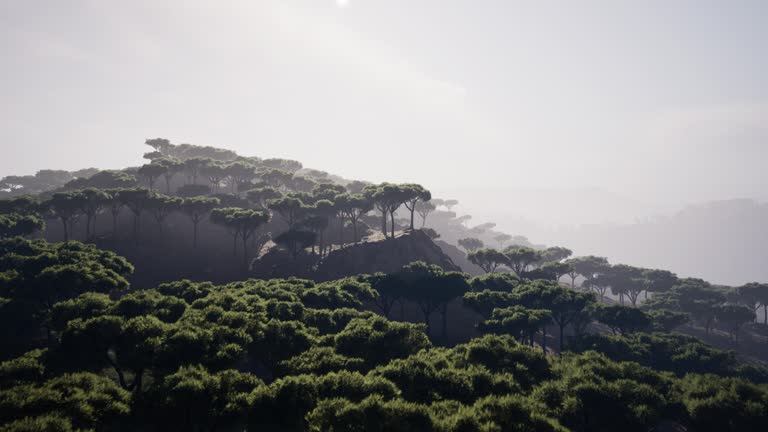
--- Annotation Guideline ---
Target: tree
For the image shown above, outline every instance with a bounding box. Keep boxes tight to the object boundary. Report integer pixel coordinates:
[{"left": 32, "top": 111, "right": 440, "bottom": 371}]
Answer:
[
  {"left": 246, "top": 186, "right": 283, "bottom": 209},
  {"left": 181, "top": 197, "right": 220, "bottom": 248},
  {"left": 514, "top": 283, "right": 595, "bottom": 353},
  {"left": 715, "top": 304, "right": 755, "bottom": 343},
  {"left": 104, "top": 189, "right": 125, "bottom": 237},
  {"left": 335, "top": 193, "right": 373, "bottom": 244},
  {"left": 210, "top": 208, "right": 270, "bottom": 264},
  {"left": 260, "top": 169, "right": 293, "bottom": 190},
  {"left": 605, "top": 264, "right": 647, "bottom": 306},
  {"left": 201, "top": 159, "right": 227, "bottom": 193},
  {"left": 155, "top": 158, "right": 184, "bottom": 194},
  {"left": 334, "top": 315, "right": 431, "bottom": 367},
  {"left": 478, "top": 305, "right": 553, "bottom": 347},
  {"left": 176, "top": 184, "right": 211, "bottom": 197},
  {"left": 268, "top": 196, "right": 306, "bottom": 228},
  {"left": 137, "top": 163, "right": 168, "bottom": 191},
  {"left": 539, "top": 246, "right": 572, "bottom": 263},
  {"left": 643, "top": 268, "right": 678, "bottom": 299},
  {"left": 398, "top": 262, "right": 470, "bottom": 337},
  {"left": 0, "top": 213, "right": 44, "bottom": 239},
  {"left": 118, "top": 188, "right": 151, "bottom": 240},
  {"left": 45, "top": 192, "right": 81, "bottom": 241},
  {"left": 415, "top": 200, "right": 436, "bottom": 228},
  {"left": 146, "top": 194, "right": 182, "bottom": 235},
  {"left": 467, "top": 249, "right": 509, "bottom": 273},
  {"left": 0, "top": 238, "right": 133, "bottom": 352},
  {"left": 401, "top": 184, "right": 431, "bottom": 230},
  {"left": 494, "top": 233, "right": 512, "bottom": 249},
  {"left": 364, "top": 183, "right": 408, "bottom": 239},
  {"left": 565, "top": 256, "right": 609, "bottom": 289},
  {"left": 224, "top": 161, "right": 256, "bottom": 193},
  {"left": 442, "top": 199, "right": 459, "bottom": 211},
  {"left": 592, "top": 304, "right": 651, "bottom": 335},
  {"left": 182, "top": 157, "right": 209, "bottom": 185},
  {"left": 458, "top": 237, "right": 484, "bottom": 252},
  {"left": 647, "top": 309, "right": 690, "bottom": 332},
  {"left": 504, "top": 246, "right": 541, "bottom": 277},
  {"left": 737, "top": 282, "right": 768, "bottom": 325},
  {"left": 74, "top": 188, "right": 110, "bottom": 240}
]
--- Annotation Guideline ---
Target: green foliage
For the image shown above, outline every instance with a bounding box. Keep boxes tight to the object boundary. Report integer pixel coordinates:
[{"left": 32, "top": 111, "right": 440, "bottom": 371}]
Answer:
[
  {"left": 592, "top": 303, "right": 652, "bottom": 335},
  {"left": 467, "top": 248, "right": 509, "bottom": 273},
  {"left": 334, "top": 315, "right": 431, "bottom": 367},
  {"left": 677, "top": 374, "right": 768, "bottom": 431},
  {"left": 0, "top": 373, "right": 131, "bottom": 430}
]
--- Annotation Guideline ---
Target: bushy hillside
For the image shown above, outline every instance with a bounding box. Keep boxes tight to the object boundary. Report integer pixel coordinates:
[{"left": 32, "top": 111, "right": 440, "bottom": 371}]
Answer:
[{"left": 1, "top": 139, "right": 768, "bottom": 431}]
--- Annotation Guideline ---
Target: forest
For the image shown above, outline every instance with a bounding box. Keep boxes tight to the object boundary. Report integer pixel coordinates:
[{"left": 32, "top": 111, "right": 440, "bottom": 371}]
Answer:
[{"left": 1, "top": 139, "right": 767, "bottom": 432}]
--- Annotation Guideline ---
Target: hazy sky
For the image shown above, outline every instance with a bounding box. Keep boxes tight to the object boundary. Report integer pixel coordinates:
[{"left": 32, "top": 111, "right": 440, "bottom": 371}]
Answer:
[{"left": 2, "top": 0, "right": 767, "bottom": 226}]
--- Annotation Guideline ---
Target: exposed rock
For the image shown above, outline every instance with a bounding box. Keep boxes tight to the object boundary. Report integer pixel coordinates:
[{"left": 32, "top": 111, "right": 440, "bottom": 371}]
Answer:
[
  {"left": 250, "top": 229, "right": 460, "bottom": 281},
  {"left": 435, "top": 240, "right": 484, "bottom": 276}
]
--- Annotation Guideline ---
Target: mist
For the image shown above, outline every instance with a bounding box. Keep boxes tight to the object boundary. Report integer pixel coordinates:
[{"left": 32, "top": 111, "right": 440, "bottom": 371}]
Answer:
[{"left": 2, "top": 0, "right": 767, "bottom": 283}]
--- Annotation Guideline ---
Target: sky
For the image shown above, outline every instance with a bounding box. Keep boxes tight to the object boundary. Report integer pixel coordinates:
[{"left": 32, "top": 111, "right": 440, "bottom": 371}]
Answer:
[{"left": 2, "top": 0, "right": 767, "bottom": 228}]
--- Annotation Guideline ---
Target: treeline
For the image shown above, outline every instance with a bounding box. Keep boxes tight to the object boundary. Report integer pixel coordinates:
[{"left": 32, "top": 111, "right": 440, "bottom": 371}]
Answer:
[
  {"left": 1, "top": 236, "right": 767, "bottom": 431},
  {"left": 0, "top": 139, "right": 437, "bottom": 273}
]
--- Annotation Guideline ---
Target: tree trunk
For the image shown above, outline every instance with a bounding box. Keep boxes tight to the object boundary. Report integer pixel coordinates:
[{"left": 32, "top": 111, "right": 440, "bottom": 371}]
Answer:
[
  {"left": 112, "top": 213, "right": 119, "bottom": 237},
  {"left": 390, "top": 211, "right": 396, "bottom": 238},
  {"left": 559, "top": 323, "right": 565, "bottom": 355},
  {"left": 352, "top": 219, "right": 358, "bottom": 244},
  {"left": 381, "top": 211, "right": 388, "bottom": 238},
  {"left": 242, "top": 234, "right": 249, "bottom": 268},
  {"left": 85, "top": 215, "right": 92, "bottom": 240},
  {"left": 165, "top": 177, "right": 171, "bottom": 194},
  {"left": 192, "top": 220, "right": 199, "bottom": 248},
  {"left": 232, "top": 235, "right": 237, "bottom": 256},
  {"left": 339, "top": 216, "right": 344, "bottom": 246},
  {"left": 409, "top": 208, "right": 415, "bottom": 230},
  {"left": 570, "top": 275, "right": 576, "bottom": 289},
  {"left": 61, "top": 217, "right": 69, "bottom": 242},
  {"left": 441, "top": 303, "right": 448, "bottom": 339}
]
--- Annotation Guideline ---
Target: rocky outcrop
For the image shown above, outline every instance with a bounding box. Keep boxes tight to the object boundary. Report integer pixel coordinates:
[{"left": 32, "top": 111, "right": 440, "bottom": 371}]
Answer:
[
  {"left": 435, "top": 240, "right": 484, "bottom": 276},
  {"left": 251, "top": 230, "right": 461, "bottom": 281},
  {"left": 315, "top": 230, "right": 460, "bottom": 280}
]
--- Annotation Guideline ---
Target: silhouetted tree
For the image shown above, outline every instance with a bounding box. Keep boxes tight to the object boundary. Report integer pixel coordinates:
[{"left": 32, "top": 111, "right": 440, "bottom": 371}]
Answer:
[
  {"left": 137, "top": 163, "right": 167, "bottom": 191},
  {"left": 181, "top": 197, "right": 220, "bottom": 248},
  {"left": 467, "top": 248, "right": 509, "bottom": 273},
  {"left": 401, "top": 184, "right": 431, "bottom": 230},
  {"left": 458, "top": 237, "right": 484, "bottom": 252}
]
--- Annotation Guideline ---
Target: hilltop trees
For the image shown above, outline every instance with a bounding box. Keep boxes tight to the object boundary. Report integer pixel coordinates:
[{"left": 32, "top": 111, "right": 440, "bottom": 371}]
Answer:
[
  {"left": 335, "top": 193, "right": 373, "bottom": 244},
  {"left": 137, "top": 163, "right": 168, "bottom": 191},
  {"left": 737, "top": 282, "right": 768, "bottom": 324},
  {"left": 364, "top": 183, "right": 406, "bottom": 239},
  {"left": 155, "top": 158, "right": 184, "bottom": 193},
  {"left": 415, "top": 200, "right": 436, "bottom": 228},
  {"left": 401, "top": 184, "right": 431, "bottom": 230}
]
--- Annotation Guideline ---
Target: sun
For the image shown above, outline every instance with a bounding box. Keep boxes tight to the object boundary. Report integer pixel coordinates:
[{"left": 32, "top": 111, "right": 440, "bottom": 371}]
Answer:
[{"left": 336, "top": 0, "right": 350, "bottom": 7}]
